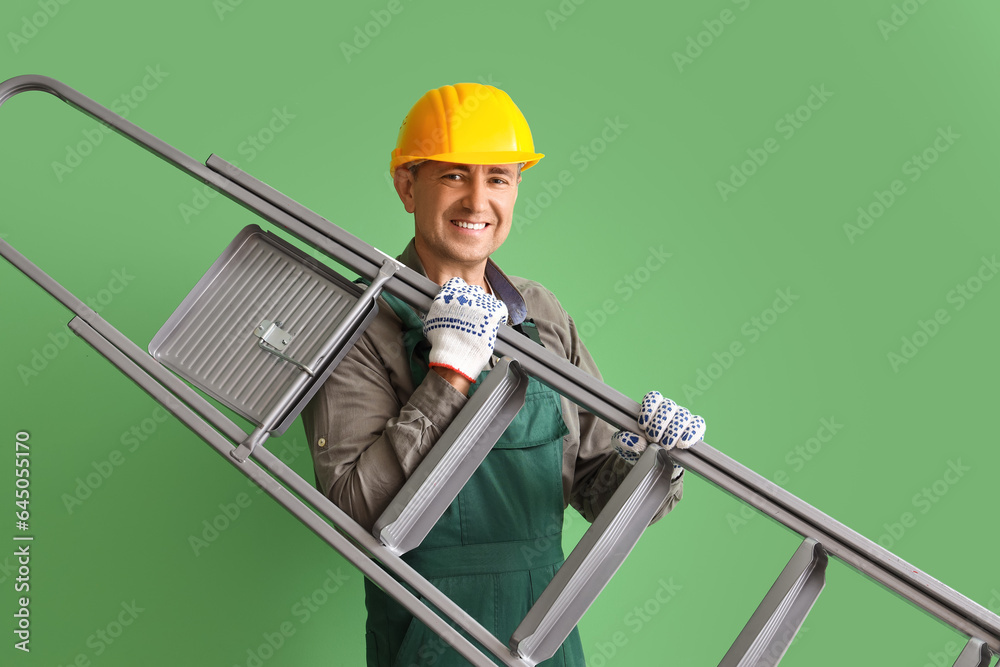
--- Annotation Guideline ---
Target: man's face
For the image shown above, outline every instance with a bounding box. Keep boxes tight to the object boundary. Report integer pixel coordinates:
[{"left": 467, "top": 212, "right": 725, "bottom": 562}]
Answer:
[{"left": 395, "top": 161, "right": 520, "bottom": 273}]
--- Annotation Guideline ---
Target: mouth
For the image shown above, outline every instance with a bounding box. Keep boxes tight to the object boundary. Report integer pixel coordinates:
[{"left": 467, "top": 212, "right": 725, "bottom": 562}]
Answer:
[{"left": 451, "top": 220, "right": 490, "bottom": 231}]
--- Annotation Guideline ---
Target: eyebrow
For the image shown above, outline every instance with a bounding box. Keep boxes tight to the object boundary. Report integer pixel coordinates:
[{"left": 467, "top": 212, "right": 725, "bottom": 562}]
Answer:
[{"left": 446, "top": 165, "right": 516, "bottom": 176}]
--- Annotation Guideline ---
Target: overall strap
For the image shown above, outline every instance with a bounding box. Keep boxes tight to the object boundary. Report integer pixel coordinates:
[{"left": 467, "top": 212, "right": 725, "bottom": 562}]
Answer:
[{"left": 377, "top": 289, "right": 431, "bottom": 386}]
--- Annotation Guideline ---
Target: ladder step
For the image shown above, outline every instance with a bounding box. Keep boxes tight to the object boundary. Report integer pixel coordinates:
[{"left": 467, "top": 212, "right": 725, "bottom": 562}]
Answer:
[
  {"left": 719, "top": 537, "right": 828, "bottom": 667},
  {"left": 374, "top": 357, "right": 528, "bottom": 556},
  {"left": 148, "top": 224, "right": 386, "bottom": 435},
  {"left": 952, "top": 638, "right": 991, "bottom": 667},
  {"left": 509, "top": 444, "right": 675, "bottom": 664}
]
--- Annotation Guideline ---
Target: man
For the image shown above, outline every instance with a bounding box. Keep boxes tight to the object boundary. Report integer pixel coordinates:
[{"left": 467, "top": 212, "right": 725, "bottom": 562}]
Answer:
[{"left": 303, "top": 83, "right": 705, "bottom": 666}]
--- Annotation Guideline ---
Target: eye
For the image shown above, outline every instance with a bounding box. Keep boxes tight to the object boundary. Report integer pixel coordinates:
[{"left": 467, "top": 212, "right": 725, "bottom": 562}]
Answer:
[
  {"left": 442, "top": 173, "right": 463, "bottom": 181},
  {"left": 490, "top": 177, "right": 509, "bottom": 185}
]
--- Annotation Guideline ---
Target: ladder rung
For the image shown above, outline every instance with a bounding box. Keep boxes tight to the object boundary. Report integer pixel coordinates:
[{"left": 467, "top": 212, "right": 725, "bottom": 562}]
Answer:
[
  {"left": 952, "top": 638, "right": 991, "bottom": 667},
  {"left": 374, "top": 357, "right": 528, "bottom": 555},
  {"left": 719, "top": 537, "right": 828, "bottom": 667},
  {"left": 509, "top": 444, "right": 675, "bottom": 664}
]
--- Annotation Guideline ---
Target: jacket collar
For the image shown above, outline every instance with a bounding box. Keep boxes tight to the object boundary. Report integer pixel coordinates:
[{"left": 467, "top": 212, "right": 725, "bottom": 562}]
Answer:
[{"left": 397, "top": 239, "right": 527, "bottom": 325}]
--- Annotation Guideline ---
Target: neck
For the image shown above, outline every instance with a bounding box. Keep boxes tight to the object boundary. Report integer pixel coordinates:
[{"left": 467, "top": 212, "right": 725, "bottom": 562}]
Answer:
[{"left": 414, "top": 243, "right": 490, "bottom": 291}]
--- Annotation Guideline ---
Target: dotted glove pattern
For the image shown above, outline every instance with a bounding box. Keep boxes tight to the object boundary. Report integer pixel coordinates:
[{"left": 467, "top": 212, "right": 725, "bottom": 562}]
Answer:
[
  {"left": 423, "top": 277, "right": 508, "bottom": 383},
  {"left": 612, "top": 391, "right": 707, "bottom": 480}
]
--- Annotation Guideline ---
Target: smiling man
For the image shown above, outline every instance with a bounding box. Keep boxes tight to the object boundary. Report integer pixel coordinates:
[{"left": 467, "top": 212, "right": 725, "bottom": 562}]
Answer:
[{"left": 304, "top": 83, "right": 706, "bottom": 667}]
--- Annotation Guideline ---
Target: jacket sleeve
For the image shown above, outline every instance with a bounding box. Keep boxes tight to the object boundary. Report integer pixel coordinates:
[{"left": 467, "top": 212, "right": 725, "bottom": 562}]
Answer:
[{"left": 301, "top": 309, "right": 468, "bottom": 532}]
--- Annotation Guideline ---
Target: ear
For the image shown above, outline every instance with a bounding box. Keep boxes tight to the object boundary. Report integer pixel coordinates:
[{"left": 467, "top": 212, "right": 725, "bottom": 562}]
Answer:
[{"left": 393, "top": 167, "right": 416, "bottom": 214}]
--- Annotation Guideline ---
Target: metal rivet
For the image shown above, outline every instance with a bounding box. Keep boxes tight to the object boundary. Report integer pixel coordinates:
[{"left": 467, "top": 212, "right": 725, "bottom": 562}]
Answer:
[{"left": 317, "top": 437, "right": 327, "bottom": 448}]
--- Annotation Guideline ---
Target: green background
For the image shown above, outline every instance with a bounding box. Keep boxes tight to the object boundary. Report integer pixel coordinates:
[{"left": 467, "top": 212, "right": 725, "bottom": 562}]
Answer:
[{"left": 1, "top": 1, "right": 998, "bottom": 665}]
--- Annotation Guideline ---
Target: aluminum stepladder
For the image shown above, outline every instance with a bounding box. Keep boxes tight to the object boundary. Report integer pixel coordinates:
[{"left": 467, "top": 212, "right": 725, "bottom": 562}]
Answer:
[{"left": 1, "top": 75, "right": 998, "bottom": 667}]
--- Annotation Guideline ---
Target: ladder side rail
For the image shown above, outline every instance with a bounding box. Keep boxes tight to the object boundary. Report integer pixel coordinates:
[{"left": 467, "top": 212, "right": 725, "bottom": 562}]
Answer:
[
  {"left": 65, "top": 315, "right": 530, "bottom": 667},
  {"left": 2, "top": 74, "right": 998, "bottom": 653}
]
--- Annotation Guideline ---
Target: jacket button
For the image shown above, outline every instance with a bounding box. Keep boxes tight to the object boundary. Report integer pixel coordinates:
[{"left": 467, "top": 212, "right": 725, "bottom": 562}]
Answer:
[{"left": 317, "top": 437, "right": 327, "bottom": 448}]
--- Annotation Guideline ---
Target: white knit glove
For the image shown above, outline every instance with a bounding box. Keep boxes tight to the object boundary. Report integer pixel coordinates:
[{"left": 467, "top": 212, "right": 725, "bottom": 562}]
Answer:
[
  {"left": 612, "top": 391, "right": 706, "bottom": 480},
  {"left": 423, "top": 277, "right": 508, "bottom": 382}
]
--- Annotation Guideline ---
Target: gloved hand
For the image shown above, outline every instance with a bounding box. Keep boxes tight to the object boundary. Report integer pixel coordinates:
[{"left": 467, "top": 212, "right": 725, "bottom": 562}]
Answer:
[
  {"left": 612, "top": 391, "right": 706, "bottom": 480},
  {"left": 423, "top": 277, "right": 508, "bottom": 383}
]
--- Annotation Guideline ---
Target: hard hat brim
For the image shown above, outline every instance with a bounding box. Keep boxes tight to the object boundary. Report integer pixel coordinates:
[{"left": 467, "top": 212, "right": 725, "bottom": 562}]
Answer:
[{"left": 390, "top": 150, "right": 544, "bottom": 175}]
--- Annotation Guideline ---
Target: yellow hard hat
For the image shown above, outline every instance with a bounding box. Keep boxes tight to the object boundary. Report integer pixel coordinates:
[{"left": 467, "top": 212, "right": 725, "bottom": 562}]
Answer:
[{"left": 389, "top": 83, "right": 544, "bottom": 175}]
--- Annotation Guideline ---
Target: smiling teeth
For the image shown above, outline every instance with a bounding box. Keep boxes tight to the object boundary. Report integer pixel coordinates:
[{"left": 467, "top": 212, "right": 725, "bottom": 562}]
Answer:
[{"left": 455, "top": 221, "right": 486, "bottom": 230}]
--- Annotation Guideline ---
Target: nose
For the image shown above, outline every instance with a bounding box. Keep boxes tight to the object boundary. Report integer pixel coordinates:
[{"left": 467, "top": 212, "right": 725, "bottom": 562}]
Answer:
[{"left": 461, "top": 177, "right": 489, "bottom": 214}]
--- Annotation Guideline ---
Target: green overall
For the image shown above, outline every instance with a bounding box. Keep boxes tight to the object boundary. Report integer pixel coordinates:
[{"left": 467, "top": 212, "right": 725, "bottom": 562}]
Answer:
[{"left": 364, "top": 294, "right": 586, "bottom": 667}]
